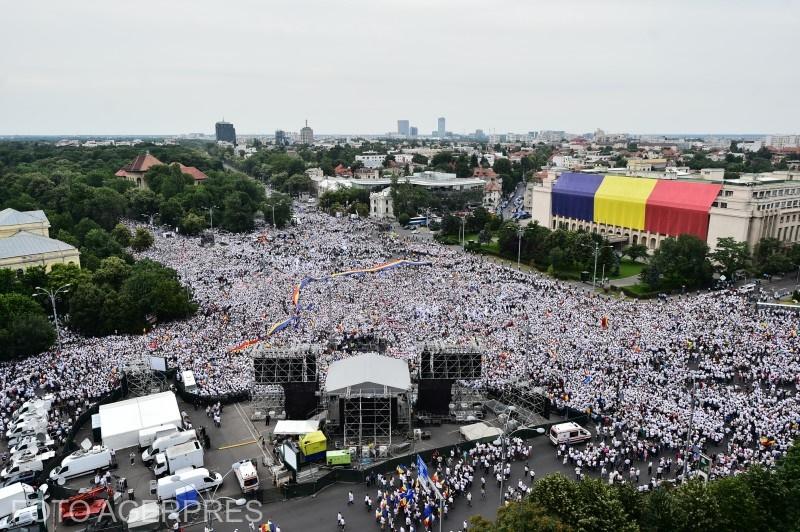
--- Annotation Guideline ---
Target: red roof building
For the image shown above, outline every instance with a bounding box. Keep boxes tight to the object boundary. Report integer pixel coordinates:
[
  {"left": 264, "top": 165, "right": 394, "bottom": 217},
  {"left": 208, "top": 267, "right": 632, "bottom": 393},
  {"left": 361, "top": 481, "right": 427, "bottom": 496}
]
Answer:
[
  {"left": 334, "top": 164, "right": 353, "bottom": 177},
  {"left": 473, "top": 167, "right": 498, "bottom": 180},
  {"left": 116, "top": 153, "right": 208, "bottom": 189}
]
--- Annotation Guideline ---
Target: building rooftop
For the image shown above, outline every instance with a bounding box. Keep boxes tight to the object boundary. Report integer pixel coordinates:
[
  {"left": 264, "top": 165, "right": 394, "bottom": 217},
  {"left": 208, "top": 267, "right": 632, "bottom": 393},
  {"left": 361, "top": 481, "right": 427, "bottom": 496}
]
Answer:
[
  {"left": 325, "top": 353, "right": 411, "bottom": 395},
  {"left": 0, "top": 231, "right": 78, "bottom": 260},
  {"left": 0, "top": 208, "right": 49, "bottom": 228}
]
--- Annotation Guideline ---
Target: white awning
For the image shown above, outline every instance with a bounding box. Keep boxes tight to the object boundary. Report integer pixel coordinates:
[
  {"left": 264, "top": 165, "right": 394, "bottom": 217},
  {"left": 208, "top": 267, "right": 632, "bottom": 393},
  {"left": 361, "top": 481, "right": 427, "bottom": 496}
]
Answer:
[{"left": 273, "top": 420, "right": 320, "bottom": 436}]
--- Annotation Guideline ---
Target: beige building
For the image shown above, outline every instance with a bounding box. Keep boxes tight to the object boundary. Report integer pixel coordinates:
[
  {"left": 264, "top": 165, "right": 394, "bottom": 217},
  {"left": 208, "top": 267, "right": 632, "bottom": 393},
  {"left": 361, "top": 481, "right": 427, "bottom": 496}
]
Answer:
[
  {"left": 0, "top": 208, "right": 50, "bottom": 238},
  {"left": 0, "top": 209, "right": 80, "bottom": 272},
  {"left": 525, "top": 170, "right": 800, "bottom": 252},
  {"left": 369, "top": 187, "right": 394, "bottom": 220}
]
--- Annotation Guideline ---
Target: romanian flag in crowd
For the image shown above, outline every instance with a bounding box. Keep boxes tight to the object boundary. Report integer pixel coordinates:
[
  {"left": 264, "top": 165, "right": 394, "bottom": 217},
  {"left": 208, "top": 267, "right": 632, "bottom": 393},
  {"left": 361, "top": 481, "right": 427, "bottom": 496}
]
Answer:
[
  {"left": 600, "top": 315, "right": 608, "bottom": 329},
  {"left": 228, "top": 338, "right": 263, "bottom": 353}
]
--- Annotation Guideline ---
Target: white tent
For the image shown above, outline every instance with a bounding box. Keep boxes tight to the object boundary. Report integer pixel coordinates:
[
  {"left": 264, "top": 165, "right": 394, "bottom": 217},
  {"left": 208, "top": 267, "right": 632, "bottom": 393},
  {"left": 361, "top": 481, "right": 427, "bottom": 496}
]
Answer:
[
  {"left": 99, "top": 391, "right": 181, "bottom": 450},
  {"left": 273, "top": 420, "right": 320, "bottom": 437},
  {"left": 459, "top": 422, "right": 503, "bottom": 442}
]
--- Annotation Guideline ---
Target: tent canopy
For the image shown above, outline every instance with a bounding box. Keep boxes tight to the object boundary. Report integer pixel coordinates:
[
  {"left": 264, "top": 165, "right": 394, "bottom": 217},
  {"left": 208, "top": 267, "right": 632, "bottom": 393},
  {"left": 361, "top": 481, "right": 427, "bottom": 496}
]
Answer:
[
  {"left": 459, "top": 422, "right": 503, "bottom": 441},
  {"left": 99, "top": 391, "right": 181, "bottom": 450},
  {"left": 273, "top": 419, "right": 320, "bottom": 436},
  {"left": 325, "top": 353, "right": 411, "bottom": 395}
]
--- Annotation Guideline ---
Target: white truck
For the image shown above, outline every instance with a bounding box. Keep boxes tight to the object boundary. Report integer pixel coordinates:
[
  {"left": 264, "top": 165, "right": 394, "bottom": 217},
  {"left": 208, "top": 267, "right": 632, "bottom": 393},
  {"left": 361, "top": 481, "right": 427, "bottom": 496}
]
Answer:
[
  {"left": 156, "top": 468, "right": 222, "bottom": 501},
  {"left": 152, "top": 441, "right": 204, "bottom": 477},
  {"left": 142, "top": 430, "right": 196, "bottom": 463},
  {"left": 0, "top": 484, "right": 38, "bottom": 521},
  {"left": 232, "top": 460, "right": 259, "bottom": 493},
  {"left": 137, "top": 424, "right": 179, "bottom": 450},
  {"left": 49, "top": 446, "right": 114, "bottom": 482}
]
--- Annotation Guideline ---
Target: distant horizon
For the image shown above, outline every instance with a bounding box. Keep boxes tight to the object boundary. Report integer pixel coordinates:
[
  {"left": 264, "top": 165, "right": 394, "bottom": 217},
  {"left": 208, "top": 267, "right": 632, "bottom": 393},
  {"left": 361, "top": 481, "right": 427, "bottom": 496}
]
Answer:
[{"left": 0, "top": 131, "right": 780, "bottom": 140}]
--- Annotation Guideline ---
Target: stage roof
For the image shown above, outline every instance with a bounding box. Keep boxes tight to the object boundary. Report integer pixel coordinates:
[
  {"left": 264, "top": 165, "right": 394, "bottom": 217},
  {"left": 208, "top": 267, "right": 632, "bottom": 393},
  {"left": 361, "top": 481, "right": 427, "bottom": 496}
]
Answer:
[{"left": 325, "top": 354, "right": 411, "bottom": 395}]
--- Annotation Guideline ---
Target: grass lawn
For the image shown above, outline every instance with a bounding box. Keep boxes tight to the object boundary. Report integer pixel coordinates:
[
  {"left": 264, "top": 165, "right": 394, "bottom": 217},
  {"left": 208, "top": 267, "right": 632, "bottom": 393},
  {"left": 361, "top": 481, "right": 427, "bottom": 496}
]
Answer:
[{"left": 613, "top": 259, "right": 646, "bottom": 279}]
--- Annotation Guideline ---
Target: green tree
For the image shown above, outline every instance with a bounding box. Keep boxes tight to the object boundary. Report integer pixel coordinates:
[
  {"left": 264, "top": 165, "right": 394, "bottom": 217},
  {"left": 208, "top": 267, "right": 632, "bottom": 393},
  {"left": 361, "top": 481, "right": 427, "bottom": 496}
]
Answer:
[
  {"left": 640, "top": 234, "right": 713, "bottom": 290},
  {"left": 494, "top": 157, "right": 512, "bottom": 176},
  {"left": 179, "top": 213, "right": 206, "bottom": 236},
  {"left": 263, "top": 193, "right": 293, "bottom": 228},
  {"left": 622, "top": 243, "right": 649, "bottom": 263},
  {"left": 83, "top": 228, "right": 123, "bottom": 260},
  {"left": 93, "top": 256, "right": 132, "bottom": 290},
  {"left": 111, "top": 223, "right": 132, "bottom": 247},
  {"left": 0, "top": 293, "right": 56, "bottom": 360},
  {"left": 710, "top": 237, "right": 750, "bottom": 278},
  {"left": 440, "top": 214, "right": 461, "bottom": 237},
  {"left": 670, "top": 480, "right": 722, "bottom": 531},
  {"left": 131, "top": 228, "right": 155, "bottom": 252}
]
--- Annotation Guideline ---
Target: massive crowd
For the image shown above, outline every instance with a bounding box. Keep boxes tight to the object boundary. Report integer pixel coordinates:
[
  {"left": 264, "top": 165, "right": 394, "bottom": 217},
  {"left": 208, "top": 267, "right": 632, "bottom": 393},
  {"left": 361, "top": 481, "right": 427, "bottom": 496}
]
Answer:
[{"left": 1, "top": 208, "right": 799, "bottom": 481}]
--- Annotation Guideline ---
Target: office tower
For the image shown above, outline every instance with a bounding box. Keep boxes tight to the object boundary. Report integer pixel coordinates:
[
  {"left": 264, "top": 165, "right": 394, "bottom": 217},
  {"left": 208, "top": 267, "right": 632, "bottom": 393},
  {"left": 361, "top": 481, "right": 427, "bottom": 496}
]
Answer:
[
  {"left": 397, "top": 120, "right": 410, "bottom": 136},
  {"left": 410, "top": 126, "right": 418, "bottom": 137},
  {"left": 215, "top": 120, "right": 236, "bottom": 144},
  {"left": 300, "top": 120, "right": 314, "bottom": 144},
  {"left": 437, "top": 117, "right": 446, "bottom": 137},
  {"left": 275, "top": 130, "right": 289, "bottom": 146}
]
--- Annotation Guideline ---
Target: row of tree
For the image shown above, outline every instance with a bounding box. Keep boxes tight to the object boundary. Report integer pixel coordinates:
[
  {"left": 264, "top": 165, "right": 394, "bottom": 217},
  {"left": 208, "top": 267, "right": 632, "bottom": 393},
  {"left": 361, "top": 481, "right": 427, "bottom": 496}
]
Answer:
[
  {"left": 643, "top": 235, "right": 800, "bottom": 291},
  {"left": 0, "top": 253, "right": 196, "bottom": 360},
  {"left": 471, "top": 441, "right": 800, "bottom": 531}
]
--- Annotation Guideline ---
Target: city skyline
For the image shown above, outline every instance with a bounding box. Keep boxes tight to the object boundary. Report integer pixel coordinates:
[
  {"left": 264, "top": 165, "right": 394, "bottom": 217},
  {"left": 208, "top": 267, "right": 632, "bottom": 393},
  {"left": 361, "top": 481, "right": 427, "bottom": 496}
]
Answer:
[{"left": 0, "top": 0, "right": 798, "bottom": 136}]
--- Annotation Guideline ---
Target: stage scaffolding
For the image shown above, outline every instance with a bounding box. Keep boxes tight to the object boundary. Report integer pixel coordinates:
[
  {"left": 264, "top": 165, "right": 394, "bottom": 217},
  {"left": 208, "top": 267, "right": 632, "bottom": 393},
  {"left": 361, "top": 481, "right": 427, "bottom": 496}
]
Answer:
[
  {"left": 251, "top": 344, "right": 320, "bottom": 384},
  {"left": 488, "top": 378, "right": 550, "bottom": 426},
  {"left": 417, "top": 340, "right": 483, "bottom": 380},
  {"left": 342, "top": 388, "right": 395, "bottom": 453},
  {"left": 124, "top": 359, "right": 168, "bottom": 397},
  {"left": 249, "top": 384, "right": 285, "bottom": 420}
]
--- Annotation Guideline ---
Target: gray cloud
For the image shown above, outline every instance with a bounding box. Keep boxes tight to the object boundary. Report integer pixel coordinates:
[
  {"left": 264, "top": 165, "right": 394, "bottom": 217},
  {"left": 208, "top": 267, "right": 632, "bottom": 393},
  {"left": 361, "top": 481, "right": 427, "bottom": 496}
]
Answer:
[{"left": 1, "top": 0, "right": 797, "bottom": 135}]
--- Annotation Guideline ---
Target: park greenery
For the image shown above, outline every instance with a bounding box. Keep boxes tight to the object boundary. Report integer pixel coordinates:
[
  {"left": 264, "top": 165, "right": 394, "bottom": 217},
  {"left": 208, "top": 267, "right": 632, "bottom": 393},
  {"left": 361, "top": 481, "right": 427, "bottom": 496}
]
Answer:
[
  {"left": 0, "top": 142, "right": 257, "bottom": 359},
  {"left": 470, "top": 440, "right": 800, "bottom": 531},
  {"left": 437, "top": 208, "right": 800, "bottom": 294}
]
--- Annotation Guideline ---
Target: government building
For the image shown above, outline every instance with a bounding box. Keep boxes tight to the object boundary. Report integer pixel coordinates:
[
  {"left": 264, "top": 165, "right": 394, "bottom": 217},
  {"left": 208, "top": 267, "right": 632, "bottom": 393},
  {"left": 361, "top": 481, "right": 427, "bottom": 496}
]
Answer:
[
  {"left": 0, "top": 209, "right": 80, "bottom": 272},
  {"left": 526, "top": 170, "right": 800, "bottom": 251}
]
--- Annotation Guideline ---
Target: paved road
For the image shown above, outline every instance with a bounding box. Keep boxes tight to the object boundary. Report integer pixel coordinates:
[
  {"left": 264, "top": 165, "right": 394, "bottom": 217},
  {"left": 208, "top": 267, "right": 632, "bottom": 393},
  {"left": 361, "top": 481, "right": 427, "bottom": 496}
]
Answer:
[{"left": 207, "top": 430, "right": 679, "bottom": 532}]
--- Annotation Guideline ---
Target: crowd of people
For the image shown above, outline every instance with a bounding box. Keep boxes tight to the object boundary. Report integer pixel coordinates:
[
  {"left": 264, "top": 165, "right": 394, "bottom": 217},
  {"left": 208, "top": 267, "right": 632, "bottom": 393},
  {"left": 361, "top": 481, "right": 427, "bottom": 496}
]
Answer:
[{"left": 1, "top": 208, "right": 798, "bottom": 483}]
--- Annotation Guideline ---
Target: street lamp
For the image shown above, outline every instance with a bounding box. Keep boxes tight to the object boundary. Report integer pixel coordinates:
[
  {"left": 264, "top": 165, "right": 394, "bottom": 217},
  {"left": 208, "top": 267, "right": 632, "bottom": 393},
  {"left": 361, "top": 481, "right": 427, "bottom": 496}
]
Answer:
[
  {"left": 140, "top": 213, "right": 157, "bottom": 227},
  {"left": 582, "top": 242, "right": 614, "bottom": 290},
  {"left": 517, "top": 228, "right": 524, "bottom": 270},
  {"left": 682, "top": 376, "right": 698, "bottom": 482},
  {"left": 33, "top": 283, "right": 71, "bottom": 352},
  {"left": 208, "top": 205, "right": 219, "bottom": 243},
  {"left": 497, "top": 408, "right": 514, "bottom": 506}
]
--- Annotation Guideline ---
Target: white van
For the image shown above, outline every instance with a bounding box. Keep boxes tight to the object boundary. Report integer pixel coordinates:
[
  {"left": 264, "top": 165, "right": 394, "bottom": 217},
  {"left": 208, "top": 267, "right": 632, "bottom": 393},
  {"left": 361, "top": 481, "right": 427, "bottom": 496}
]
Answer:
[
  {"left": 142, "top": 430, "right": 196, "bottom": 463},
  {"left": 5, "top": 420, "right": 47, "bottom": 440},
  {"left": 49, "top": 446, "right": 114, "bottom": 482},
  {"left": 12, "top": 398, "right": 52, "bottom": 421},
  {"left": 0, "top": 456, "right": 50, "bottom": 480},
  {"left": 0, "top": 504, "right": 42, "bottom": 531},
  {"left": 156, "top": 468, "right": 222, "bottom": 501},
  {"left": 9, "top": 437, "right": 54, "bottom": 457},
  {"left": 138, "top": 424, "right": 179, "bottom": 450},
  {"left": 548, "top": 422, "right": 592, "bottom": 445},
  {"left": 9, "top": 412, "right": 47, "bottom": 429}
]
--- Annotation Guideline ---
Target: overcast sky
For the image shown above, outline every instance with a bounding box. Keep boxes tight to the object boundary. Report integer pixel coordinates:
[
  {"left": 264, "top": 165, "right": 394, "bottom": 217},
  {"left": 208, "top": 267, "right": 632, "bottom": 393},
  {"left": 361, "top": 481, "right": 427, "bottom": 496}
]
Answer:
[{"left": 1, "top": 0, "right": 797, "bottom": 136}]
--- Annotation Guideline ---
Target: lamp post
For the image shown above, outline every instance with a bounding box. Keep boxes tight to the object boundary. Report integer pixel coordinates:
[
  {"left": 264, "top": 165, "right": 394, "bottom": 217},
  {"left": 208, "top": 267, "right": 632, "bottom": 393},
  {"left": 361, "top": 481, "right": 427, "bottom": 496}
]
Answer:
[
  {"left": 33, "top": 283, "right": 71, "bottom": 352},
  {"left": 497, "top": 410, "right": 513, "bottom": 506},
  {"left": 208, "top": 205, "right": 219, "bottom": 244},
  {"left": 583, "top": 242, "right": 614, "bottom": 290},
  {"left": 517, "top": 228, "right": 524, "bottom": 270},
  {"left": 140, "top": 212, "right": 156, "bottom": 227},
  {"left": 682, "top": 377, "right": 697, "bottom": 482},
  {"left": 460, "top": 217, "right": 466, "bottom": 247}
]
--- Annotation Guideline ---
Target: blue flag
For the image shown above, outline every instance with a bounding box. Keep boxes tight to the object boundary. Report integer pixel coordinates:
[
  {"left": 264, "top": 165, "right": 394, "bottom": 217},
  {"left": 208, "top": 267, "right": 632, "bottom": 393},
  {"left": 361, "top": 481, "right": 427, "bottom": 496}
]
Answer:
[{"left": 416, "top": 454, "right": 428, "bottom": 481}]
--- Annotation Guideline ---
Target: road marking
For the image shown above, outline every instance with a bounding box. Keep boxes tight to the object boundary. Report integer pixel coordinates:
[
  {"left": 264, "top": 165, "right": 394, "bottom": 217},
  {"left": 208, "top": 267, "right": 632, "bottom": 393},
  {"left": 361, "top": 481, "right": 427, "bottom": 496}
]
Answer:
[
  {"left": 233, "top": 401, "right": 272, "bottom": 465},
  {"left": 218, "top": 439, "right": 257, "bottom": 450}
]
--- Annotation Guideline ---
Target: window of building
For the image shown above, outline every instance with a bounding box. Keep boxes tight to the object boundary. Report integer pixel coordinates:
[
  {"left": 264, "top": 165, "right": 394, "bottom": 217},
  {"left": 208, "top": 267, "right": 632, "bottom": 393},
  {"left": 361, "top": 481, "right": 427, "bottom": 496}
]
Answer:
[{"left": 720, "top": 203, "right": 728, "bottom": 208}]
